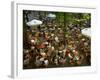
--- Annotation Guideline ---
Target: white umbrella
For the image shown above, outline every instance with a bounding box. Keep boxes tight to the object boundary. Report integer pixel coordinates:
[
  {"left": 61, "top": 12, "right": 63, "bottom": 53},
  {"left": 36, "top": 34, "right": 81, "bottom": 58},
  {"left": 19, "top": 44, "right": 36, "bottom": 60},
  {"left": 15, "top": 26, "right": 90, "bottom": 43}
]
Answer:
[
  {"left": 47, "top": 13, "right": 56, "bottom": 19},
  {"left": 81, "top": 28, "right": 91, "bottom": 37},
  {"left": 26, "top": 19, "right": 42, "bottom": 26}
]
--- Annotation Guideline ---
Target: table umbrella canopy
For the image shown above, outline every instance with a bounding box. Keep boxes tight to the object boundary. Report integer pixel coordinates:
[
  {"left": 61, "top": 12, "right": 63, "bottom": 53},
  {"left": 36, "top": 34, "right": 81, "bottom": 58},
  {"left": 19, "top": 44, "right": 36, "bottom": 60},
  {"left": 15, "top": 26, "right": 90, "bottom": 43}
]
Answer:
[
  {"left": 81, "top": 28, "right": 91, "bottom": 37},
  {"left": 26, "top": 19, "right": 42, "bottom": 26},
  {"left": 47, "top": 13, "right": 56, "bottom": 19}
]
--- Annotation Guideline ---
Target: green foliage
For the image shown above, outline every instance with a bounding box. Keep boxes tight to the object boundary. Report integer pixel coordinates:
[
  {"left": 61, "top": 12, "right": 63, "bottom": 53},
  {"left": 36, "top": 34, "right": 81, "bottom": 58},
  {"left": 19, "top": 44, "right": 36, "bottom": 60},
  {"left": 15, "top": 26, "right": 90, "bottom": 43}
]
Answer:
[{"left": 55, "top": 12, "right": 90, "bottom": 28}]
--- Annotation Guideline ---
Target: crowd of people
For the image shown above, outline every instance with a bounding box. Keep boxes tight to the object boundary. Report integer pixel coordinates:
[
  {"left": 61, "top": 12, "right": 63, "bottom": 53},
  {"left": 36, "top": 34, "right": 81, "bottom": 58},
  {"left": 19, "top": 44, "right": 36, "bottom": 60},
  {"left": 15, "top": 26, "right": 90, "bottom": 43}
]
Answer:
[{"left": 23, "top": 21, "right": 91, "bottom": 69}]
